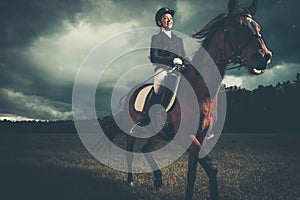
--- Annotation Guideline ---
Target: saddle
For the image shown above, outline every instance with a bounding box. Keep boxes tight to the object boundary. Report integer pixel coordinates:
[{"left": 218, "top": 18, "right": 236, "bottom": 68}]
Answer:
[{"left": 134, "top": 85, "right": 178, "bottom": 113}]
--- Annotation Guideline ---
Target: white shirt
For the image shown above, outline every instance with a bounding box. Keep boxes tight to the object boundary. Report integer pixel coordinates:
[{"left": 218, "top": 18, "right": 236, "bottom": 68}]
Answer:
[{"left": 164, "top": 30, "right": 172, "bottom": 38}]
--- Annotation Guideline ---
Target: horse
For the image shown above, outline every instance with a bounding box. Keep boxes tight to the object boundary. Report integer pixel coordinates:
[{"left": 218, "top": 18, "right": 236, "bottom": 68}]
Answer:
[{"left": 102, "top": 0, "right": 272, "bottom": 199}]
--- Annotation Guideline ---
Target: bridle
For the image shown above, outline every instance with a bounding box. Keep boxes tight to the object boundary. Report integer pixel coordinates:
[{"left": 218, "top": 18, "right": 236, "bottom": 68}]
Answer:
[
  {"left": 222, "top": 14, "right": 260, "bottom": 71},
  {"left": 223, "top": 29, "right": 248, "bottom": 71}
]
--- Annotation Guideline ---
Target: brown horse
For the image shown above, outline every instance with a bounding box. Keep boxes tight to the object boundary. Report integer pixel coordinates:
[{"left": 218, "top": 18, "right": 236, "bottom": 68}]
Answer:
[{"left": 104, "top": 0, "right": 272, "bottom": 199}]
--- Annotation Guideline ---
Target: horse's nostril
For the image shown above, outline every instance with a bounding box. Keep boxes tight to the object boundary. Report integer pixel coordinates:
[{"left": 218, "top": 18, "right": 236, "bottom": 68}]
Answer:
[{"left": 258, "top": 49, "right": 265, "bottom": 57}]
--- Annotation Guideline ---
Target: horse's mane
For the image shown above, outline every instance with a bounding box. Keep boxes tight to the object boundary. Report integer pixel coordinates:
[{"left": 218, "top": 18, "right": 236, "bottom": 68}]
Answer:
[
  {"left": 192, "top": 8, "right": 251, "bottom": 49},
  {"left": 192, "top": 13, "right": 227, "bottom": 49}
]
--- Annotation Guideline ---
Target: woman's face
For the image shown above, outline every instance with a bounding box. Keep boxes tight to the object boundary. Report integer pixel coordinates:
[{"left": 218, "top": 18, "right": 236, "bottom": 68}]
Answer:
[{"left": 160, "top": 13, "right": 173, "bottom": 30}]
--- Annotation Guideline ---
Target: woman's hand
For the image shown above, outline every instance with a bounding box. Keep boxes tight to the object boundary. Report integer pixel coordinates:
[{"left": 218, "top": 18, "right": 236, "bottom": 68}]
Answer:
[{"left": 173, "top": 58, "right": 183, "bottom": 65}]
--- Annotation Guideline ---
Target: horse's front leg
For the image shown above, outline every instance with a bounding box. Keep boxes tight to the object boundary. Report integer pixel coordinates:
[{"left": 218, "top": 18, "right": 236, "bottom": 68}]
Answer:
[
  {"left": 185, "top": 144, "right": 199, "bottom": 200},
  {"left": 141, "top": 135, "right": 162, "bottom": 189},
  {"left": 126, "top": 135, "right": 135, "bottom": 186},
  {"left": 199, "top": 155, "right": 219, "bottom": 200}
]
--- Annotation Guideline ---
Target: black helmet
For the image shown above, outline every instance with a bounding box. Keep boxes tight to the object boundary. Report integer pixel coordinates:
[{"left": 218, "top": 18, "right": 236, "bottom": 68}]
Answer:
[{"left": 155, "top": 7, "right": 175, "bottom": 27}]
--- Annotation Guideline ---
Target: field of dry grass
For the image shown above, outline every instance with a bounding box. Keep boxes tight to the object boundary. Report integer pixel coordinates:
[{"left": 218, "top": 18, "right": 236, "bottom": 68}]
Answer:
[{"left": 0, "top": 133, "right": 299, "bottom": 200}]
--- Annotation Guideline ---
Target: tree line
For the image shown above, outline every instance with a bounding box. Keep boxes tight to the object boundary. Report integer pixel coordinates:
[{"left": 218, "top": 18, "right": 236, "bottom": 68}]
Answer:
[{"left": 223, "top": 73, "right": 300, "bottom": 133}]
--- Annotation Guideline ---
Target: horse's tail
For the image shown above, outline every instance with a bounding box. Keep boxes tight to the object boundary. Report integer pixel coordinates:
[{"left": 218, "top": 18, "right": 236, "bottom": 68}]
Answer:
[{"left": 99, "top": 113, "right": 122, "bottom": 141}]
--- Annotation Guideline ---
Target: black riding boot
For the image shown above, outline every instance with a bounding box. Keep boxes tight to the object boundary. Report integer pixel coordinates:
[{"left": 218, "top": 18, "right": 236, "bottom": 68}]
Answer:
[
  {"left": 138, "top": 88, "right": 158, "bottom": 126},
  {"left": 152, "top": 87, "right": 173, "bottom": 127},
  {"left": 160, "top": 87, "right": 173, "bottom": 110}
]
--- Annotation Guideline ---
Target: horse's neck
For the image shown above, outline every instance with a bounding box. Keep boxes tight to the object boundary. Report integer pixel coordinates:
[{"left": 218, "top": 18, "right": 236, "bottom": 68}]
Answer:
[
  {"left": 205, "top": 30, "right": 228, "bottom": 78},
  {"left": 188, "top": 34, "right": 227, "bottom": 100}
]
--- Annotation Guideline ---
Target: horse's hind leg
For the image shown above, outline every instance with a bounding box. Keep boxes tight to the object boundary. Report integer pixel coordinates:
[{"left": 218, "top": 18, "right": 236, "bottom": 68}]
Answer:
[
  {"left": 199, "top": 155, "right": 219, "bottom": 200},
  {"left": 141, "top": 136, "right": 162, "bottom": 188},
  {"left": 126, "top": 135, "right": 135, "bottom": 186}
]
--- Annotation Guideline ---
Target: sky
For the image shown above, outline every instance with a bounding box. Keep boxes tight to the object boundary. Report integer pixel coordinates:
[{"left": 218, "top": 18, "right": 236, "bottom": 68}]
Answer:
[{"left": 0, "top": 0, "right": 299, "bottom": 120}]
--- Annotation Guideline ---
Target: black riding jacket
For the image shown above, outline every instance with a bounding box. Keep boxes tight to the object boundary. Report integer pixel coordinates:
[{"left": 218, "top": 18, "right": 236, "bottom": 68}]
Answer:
[{"left": 150, "top": 31, "right": 186, "bottom": 70}]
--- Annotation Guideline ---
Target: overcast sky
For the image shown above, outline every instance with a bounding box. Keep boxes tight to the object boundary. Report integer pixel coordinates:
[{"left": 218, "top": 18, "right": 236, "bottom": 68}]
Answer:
[{"left": 0, "top": 0, "right": 299, "bottom": 120}]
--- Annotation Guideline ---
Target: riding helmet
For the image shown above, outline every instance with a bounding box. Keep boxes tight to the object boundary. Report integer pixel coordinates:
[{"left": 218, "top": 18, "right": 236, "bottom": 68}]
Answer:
[{"left": 155, "top": 7, "right": 175, "bottom": 27}]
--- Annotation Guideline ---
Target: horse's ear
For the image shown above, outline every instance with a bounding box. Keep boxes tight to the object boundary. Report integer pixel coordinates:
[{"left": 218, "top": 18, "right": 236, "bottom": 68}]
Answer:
[
  {"left": 228, "top": 0, "right": 238, "bottom": 14},
  {"left": 248, "top": 0, "right": 257, "bottom": 16}
]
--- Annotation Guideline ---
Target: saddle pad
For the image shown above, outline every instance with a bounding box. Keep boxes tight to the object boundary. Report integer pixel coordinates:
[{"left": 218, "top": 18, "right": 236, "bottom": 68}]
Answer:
[{"left": 134, "top": 85, "right": 177, "bottom": 112}]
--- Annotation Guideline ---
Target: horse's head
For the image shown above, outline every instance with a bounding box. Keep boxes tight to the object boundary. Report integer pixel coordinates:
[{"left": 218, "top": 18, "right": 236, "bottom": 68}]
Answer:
[{"left": 225, "top": 0, "right": 272, "bottom": 75}]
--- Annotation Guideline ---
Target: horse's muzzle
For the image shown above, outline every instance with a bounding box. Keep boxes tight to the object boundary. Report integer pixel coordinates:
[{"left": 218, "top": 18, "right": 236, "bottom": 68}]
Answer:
[
  {"left": 250, "top": 49, "right": 272, "bottom": 70},
  {"left": 246, "top": 49, "right": 272, "bottom": 75}
]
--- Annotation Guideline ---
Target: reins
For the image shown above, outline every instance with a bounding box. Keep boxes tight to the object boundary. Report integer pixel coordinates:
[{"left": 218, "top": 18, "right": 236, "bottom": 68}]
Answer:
[{"left": 226, "top": 64, "right": 244, "bottom": 71}]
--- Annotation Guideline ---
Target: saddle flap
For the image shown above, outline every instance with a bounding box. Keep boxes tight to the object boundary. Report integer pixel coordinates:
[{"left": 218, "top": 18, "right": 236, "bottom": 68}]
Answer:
[{"left": 134, "top": 85, "right": 177, "bottom": 112}]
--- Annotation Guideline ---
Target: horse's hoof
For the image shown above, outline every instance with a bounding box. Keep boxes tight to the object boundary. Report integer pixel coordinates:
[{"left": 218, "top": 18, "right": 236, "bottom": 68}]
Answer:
[{"left": 154, "top": 179, "right": 163, "bottom": 189}]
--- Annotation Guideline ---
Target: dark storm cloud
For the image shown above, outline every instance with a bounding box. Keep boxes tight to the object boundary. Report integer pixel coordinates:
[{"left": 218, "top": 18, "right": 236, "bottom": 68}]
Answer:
[
  {"left": 0, "top": 0, "right": 90, "bottom": 96},
  {"left": 0, "top": 46, "right": 73, "bottom": 103},
  {"left": 0, "top": 88, "right": 72, "bottom": 120},
  {"left": 0, "top": 0, "right": 91, "bottom": 119},
  {"left": 0, "top": 0, "right": 89, "bottom": 48},
  {"left": 253, "top": 0, "right": 300, "bottom": 64}
]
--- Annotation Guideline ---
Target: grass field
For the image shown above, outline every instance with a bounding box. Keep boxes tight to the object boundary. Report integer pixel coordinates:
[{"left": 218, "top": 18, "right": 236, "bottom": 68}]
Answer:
[{"left": 0, "top": 133, "right": 299, "bottom": 200}]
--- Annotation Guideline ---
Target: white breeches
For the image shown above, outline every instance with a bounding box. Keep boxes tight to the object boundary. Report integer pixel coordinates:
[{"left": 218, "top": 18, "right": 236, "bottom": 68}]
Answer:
[{"left": 153, "top": 67, "right": 181, "bottom": 95}]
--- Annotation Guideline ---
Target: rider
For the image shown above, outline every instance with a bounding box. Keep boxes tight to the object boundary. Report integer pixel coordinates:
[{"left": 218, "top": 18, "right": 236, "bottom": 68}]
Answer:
[{"left": 138, "top": 7, "right": 189, "bottom": 126}]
